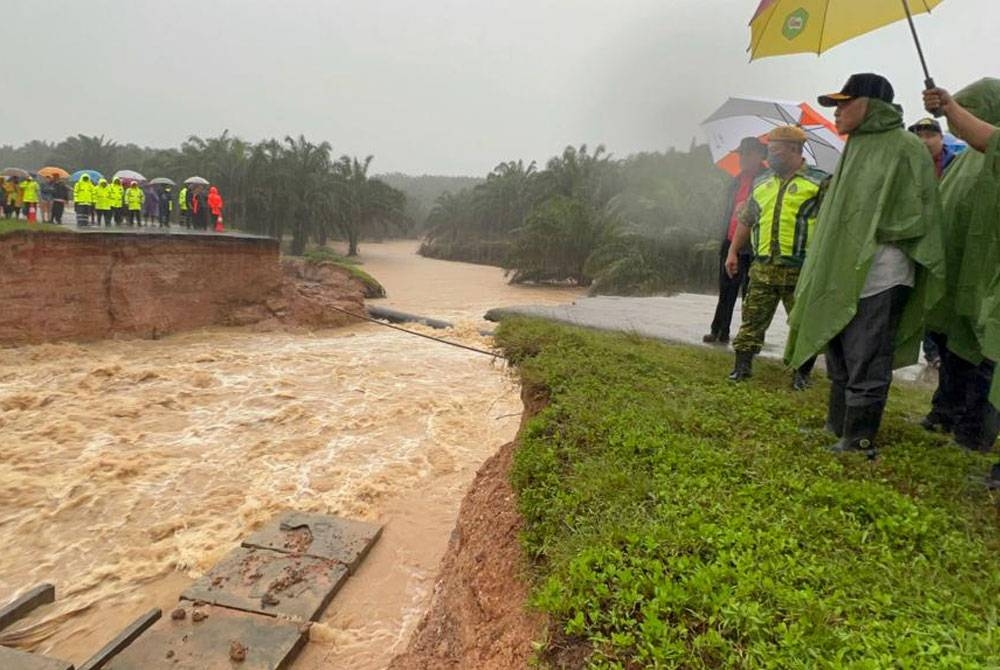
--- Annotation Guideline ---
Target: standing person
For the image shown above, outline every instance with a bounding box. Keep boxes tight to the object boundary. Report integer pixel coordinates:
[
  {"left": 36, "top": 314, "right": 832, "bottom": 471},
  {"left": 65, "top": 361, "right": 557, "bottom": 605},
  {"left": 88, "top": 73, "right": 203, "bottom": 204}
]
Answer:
[
  {"left": 910, "top": 117, "right": 957, "bottom": 369},
  {"left": 725, "top": 126, "right": 829, "bottom": 388},
  {"left": 922, "top": 81, "right": 1000, "bottom": 465},
  {"left": 20, "top": 176, "right": 40, "bottom": 221},
  {"left": 143, "top": 183, "right": 159, "bottom": 225},
  {"left": 94, "top": 178, "right": 113, "bottom": 227},
  {"left": 191, "top": 185, "right": 208, "bottom": 230},
  {"left": 51, "top": 178, "right": 69, "bottom": 224},
  {"left": 704, "top": 138, "right": 768, "bottom": 345},
  {"left": 207, "top": 185, "right": 224, "bottom": 231},
  {"left": 111, "top": 177, "right": 125, "bottom": 225},
  {"left": 7, "top": 177, "right": 23, "bottom": 219},
  {"left": 2, "top": 178, "right": 17, "bottom": 219},
  {"left": 158, "top": 186, "right": 173, "bottom": 227},
  {"left": 40, "top": 176, "right": 55, "bottom": 222},
  {"left": 125, "top": 181, "right": 144, "bottom": 226},
  {"left": 73, "top": 173, "right": 95, "bottom": 226},
  {"left": 785, "top": 73, "right": 945, "bottom": 458},
  {"left": 178, "top": 183, "right": 190, "bottom": 228}
]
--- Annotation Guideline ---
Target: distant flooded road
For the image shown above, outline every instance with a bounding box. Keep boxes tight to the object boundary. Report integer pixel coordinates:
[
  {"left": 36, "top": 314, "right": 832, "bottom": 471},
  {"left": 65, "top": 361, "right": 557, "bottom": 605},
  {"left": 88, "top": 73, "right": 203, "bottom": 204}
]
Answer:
[{"left": 0, "top": 240, "right": 582, "bottom": 668}]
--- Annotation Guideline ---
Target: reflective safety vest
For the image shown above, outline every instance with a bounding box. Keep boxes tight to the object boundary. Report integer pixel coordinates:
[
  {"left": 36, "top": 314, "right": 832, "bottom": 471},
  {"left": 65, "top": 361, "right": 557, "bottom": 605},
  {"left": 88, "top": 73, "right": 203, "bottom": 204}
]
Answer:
[
  {"left": 178, "top": 186, "right": 188, "bottom": 211},
  {"left": 94, "top": 182, "right": 113, "bottom": 210},
  {"left": 746, "top": 166, "right": 828, "bottom": 266},
  {"left": 126, "top": 186, "right": 144, "bottom": 210},
  {"left": 73, "top": 178, "right": 95, "bottom": 205},
  {"left": 20, "top": 179, "right": 39, "bottom": 204},
  {"left": 111, "top": 180, "right": 125, "bottom": 207}
]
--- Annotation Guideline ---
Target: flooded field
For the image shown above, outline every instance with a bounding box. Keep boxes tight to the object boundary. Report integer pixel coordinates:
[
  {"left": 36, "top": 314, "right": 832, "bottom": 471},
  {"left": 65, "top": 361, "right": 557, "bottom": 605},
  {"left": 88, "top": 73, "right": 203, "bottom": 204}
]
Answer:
[{"left": 0, "top": 240, "right": 582, "bottom": 668}]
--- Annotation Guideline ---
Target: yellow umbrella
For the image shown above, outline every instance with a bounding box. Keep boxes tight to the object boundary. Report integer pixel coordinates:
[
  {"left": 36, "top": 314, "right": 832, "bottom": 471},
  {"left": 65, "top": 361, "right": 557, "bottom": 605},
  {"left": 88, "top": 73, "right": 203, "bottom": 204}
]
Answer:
[{"left": 749, "top": 0, "right": 945, "bottom": 86}]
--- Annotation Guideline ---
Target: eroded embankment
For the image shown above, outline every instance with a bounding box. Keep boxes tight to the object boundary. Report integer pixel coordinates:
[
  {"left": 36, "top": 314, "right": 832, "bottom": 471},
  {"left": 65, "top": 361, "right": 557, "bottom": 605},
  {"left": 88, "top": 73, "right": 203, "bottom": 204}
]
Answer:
[
  {"left": 0, "top": 231, "right": 365, "bottom": 343},
  {"left": 388, "top": 382, "right": 550, "bottom": 670}
]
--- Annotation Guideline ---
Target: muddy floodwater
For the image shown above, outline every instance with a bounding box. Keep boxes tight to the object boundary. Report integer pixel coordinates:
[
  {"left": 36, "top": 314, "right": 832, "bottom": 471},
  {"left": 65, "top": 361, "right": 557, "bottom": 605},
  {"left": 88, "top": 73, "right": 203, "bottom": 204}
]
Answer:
[{"left": 0, "top": 240, "right": 582, "bottom": 668}]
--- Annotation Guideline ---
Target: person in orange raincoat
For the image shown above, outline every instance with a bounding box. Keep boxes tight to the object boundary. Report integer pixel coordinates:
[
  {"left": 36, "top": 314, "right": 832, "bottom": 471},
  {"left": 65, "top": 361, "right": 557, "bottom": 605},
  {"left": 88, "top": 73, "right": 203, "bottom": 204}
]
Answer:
[{"left": 207, "top": 186, "right": 224, "bottom": 231}]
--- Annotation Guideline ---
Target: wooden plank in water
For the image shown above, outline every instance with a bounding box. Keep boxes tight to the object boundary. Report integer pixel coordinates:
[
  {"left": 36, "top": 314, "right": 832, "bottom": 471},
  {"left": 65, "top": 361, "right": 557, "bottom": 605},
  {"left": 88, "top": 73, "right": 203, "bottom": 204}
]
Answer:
[
  {"left": 103, "top": 604, "right": 306, "bottom": 670},
  {"left": 0, "top": 645, "right": 73, "bottom": 670},
  {"left": 242, "top": 512, "right": 382, "bottom": 573},
  {"left": 180, "top": 546, "right": 348, "bottom": 621},
  {"left": 0, "top": 584, "right": 55, "bottom": 632},
  {"left": 77, "top": 608, "right": 161, "bottom": 670}
]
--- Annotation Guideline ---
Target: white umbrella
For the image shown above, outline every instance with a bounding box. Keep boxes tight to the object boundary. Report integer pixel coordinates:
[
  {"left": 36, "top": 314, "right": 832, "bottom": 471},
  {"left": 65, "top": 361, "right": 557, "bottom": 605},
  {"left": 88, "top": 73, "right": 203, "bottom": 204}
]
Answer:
[
  {"left": 149, "top": 177, "right": 176, "bottom": 186},
  {"left": 112, "top": 169, "right": 146, "bottom": 183},
  {"left": 184, "top": 176, "right": 210, "bottom": 185},
  {"left": 701, "top": 97, "right": 844, "bottom": 175}
]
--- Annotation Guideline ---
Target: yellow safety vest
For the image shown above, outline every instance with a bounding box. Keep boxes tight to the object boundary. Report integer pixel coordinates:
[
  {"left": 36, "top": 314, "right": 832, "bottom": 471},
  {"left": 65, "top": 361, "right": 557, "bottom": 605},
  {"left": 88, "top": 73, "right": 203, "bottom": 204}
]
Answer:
[{"left": 747, "top": 166, "right": 828, "bottom": 266}]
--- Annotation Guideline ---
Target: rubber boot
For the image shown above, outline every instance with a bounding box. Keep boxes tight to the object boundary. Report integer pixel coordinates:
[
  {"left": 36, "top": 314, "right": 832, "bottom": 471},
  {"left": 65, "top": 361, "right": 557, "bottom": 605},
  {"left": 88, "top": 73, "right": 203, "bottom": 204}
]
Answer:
[
  {"left": 824, "top": 382, "right": 846, "bottom": 437},
  {"left": 987, "top": 463, "right": 1000, "bottom": 490},
  {"left": 827, "top": 403, "right": 882, "bottom": 460},
  {"left": 792, "top": 356, "right": 817, "bottom": 391},
  {"left": 728, "top": 351, "right": 754, "bottom": 382}
]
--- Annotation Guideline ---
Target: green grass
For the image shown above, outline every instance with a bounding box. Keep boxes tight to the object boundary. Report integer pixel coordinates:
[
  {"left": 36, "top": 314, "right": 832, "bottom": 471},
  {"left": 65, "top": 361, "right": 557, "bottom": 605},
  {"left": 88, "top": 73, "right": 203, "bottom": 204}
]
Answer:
[
  {"left": 302, "top": 246, "right": 386, "bottom": 298},
  {"left": 496, "top": 319, "right": 1000, "bottom": 669},
  {"left": 0, "top": 218, "right": 65, "bottom": 235}
]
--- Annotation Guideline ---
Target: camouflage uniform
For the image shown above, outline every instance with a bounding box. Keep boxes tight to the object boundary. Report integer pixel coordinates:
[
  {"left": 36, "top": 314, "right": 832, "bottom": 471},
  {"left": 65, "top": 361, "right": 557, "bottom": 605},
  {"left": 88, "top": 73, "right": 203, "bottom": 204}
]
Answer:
[{"left": 732, "top": 264, "right": 801, "bottom": 354}]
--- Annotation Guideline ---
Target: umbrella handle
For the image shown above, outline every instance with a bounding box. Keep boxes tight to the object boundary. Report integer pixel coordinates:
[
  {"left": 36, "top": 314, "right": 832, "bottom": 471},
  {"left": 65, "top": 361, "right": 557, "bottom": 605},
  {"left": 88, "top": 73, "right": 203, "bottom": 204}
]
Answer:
[
  {"left": 902, "top": 0, "right": 943, "bottom": 118},
  {"left": 925, "top": 76, "right": 943, "bottom": 119}
]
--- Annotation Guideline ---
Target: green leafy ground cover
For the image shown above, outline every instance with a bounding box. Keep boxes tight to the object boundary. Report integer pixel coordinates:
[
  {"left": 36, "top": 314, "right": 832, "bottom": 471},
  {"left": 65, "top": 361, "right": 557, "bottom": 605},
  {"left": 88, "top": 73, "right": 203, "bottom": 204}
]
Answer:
[
  {"left": 496, "top": 318, "right": 1000, "bottom": 669},
  {"left": 302, "top": 246, "right": 386, "bottom": 298}
]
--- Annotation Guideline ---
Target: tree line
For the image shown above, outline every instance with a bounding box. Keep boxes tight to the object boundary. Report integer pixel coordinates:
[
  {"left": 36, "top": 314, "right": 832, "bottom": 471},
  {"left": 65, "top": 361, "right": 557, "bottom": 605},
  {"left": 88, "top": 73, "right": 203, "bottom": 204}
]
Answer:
[
  {"left": 420, "top": 143, "right": 731, "bottom": 294},
  {"left": 0, "top": 133, "right": 409, "bottom": 256}
]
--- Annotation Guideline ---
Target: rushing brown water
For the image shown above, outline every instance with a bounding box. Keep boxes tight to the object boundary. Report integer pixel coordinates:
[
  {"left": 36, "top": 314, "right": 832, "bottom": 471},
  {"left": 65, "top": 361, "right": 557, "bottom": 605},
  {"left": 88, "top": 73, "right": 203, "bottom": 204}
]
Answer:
[{"left": 0, "top": 240, "right": 581, "bottom": 668}]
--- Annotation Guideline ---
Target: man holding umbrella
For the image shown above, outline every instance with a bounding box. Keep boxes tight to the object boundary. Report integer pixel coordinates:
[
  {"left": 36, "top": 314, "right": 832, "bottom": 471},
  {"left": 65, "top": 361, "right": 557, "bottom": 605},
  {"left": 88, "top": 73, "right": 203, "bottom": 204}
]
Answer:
[
  {"left": 703, "top": 137, "right": 768, "bottom": 345},
  {"left": 923, "top": 81, "right": 1000, "bottom": 483},
  {"left": 785, "top": 73, "right": 944, "bottom": 459}
]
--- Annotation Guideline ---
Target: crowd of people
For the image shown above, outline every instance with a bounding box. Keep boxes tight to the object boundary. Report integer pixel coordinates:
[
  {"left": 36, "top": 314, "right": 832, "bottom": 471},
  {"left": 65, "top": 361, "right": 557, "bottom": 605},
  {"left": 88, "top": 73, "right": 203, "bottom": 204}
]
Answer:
[
  {"left": 1, "top": 174, "right": 224, "bottom": 231},
  {"left": 704, "top": 72, "right": 1000, "bottom": 486}
]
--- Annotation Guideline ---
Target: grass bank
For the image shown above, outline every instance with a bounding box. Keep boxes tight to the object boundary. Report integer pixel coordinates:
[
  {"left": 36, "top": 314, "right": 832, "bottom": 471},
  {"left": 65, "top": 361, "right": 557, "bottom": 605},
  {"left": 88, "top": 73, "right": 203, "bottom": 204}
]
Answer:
[
  {"left": 302, "top": 246, "right": 386, "bottom": 298},
  {"left": 496, "top": 319, "right": 1000, "bottom": 668},
  {"left": 0, "top": 219, "right": 64, "bottom": 235}
]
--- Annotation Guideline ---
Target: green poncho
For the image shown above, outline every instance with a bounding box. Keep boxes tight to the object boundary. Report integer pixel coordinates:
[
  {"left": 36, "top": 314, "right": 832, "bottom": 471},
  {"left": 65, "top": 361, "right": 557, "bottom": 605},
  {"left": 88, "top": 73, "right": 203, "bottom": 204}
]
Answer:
[
  {"left": 785, "top": 99, "right": 945, "bottom": 369},
  {"left": 926, "top": 79, "right": 1000, "bottom": 367}
]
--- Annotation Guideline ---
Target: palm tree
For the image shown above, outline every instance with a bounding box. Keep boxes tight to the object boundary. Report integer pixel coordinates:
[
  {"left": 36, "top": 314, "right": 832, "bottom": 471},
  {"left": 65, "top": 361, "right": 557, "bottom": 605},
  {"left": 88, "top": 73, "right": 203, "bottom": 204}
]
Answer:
[
  {"left": 50, "top": 134, "right": 120, "bottom": 175},
  {"left": 332, "top": 155, "right": 407, "bottom": 257}
]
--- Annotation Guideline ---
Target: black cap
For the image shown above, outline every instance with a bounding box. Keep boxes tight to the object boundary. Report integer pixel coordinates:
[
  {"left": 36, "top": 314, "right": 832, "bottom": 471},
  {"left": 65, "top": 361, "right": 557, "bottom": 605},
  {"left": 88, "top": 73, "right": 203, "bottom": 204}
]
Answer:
[
  {"left": 908, "top": 117, "right": 942, "bottom": 134},
  {"left": 738, "top": 136, "right": 767, "bottom": 155},
  {"left": 818, "top": 73, "right": 895, "bottom": 107}
]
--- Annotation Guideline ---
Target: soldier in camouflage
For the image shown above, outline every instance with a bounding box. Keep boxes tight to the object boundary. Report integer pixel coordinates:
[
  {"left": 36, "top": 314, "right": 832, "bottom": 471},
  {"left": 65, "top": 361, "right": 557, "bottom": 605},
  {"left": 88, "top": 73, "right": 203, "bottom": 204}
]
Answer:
[{"left": 725, "top": 125, "right": 831, "bottom": 389}]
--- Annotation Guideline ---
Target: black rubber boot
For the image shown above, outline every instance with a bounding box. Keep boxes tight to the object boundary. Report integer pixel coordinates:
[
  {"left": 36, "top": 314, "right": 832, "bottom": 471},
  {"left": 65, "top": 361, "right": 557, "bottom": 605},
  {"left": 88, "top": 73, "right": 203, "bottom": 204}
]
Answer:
[
  {"left": 728, "top": 351, "right": 754, "bottom": 382},
  {"left": 827, "top": 404, "right": 883, "bottom": 460},
  {"left": 824, "top": 382, "right": 846, "bottom": 437},
  {"left": 792, "top": 368, "right": 811, "bottom": 391},
  {"left": 987, "top": 463, "right": 1000, "bottom": 490}
]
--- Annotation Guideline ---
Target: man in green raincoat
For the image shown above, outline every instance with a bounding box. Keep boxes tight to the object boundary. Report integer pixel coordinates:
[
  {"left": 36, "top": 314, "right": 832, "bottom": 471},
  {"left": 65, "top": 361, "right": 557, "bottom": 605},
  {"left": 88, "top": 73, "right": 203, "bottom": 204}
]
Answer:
[
  {"left": 924, "top": 81, "right": 1000, "bottom": 485},
  {"left": 920, "top": 80, "right": 1000, "bottom": 453},
  {"left": 785, "top": 73, "right": 945, "bottom": 458}
]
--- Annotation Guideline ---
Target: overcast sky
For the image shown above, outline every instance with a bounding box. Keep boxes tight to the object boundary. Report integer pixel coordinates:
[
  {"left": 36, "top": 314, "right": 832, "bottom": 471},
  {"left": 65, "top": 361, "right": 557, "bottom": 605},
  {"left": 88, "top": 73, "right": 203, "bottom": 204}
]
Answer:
[{"left": 2, "top": 0, "right": 995, "bottom": 175}]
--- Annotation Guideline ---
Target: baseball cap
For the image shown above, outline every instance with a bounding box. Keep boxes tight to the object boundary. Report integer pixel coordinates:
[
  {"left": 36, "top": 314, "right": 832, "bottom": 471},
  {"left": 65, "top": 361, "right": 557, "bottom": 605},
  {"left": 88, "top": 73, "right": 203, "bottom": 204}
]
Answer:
[
  {"left": 818, "top": 73, "right": 895, "bottom": 107},
  {"left": 908, "top": 117, "right": 942, "bottom": 134}
]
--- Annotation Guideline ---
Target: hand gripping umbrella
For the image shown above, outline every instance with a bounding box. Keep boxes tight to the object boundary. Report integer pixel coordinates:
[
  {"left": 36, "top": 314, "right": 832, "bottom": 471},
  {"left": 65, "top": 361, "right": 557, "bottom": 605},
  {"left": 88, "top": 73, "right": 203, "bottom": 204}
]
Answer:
[{"left": 749, "top": 1, "right": 945, "bottom": 91}]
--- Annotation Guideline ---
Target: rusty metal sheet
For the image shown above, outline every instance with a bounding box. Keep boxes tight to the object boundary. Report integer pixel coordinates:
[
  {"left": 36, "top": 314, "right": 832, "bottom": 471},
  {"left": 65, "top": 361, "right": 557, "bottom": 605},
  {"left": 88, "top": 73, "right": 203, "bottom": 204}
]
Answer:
[
  {"left": 103, "top": 603, "right": 306, "bottom": 670},
  {"left": 180, "top": 546, "right": 347, "bottom": 621},
  {"left": 0, "top": 646, "right": 73, "bottom": 670},
  {"left": 242, "top": 512, "right": 382, "bottom": 572}
]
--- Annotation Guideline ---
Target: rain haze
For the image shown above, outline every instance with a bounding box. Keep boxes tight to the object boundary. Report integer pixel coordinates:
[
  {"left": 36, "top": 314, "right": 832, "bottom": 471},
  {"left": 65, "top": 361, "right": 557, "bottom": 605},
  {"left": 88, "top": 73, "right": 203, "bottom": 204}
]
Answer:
[{"left": 2, "top": 0, "right": 997, "bottom": 175}]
